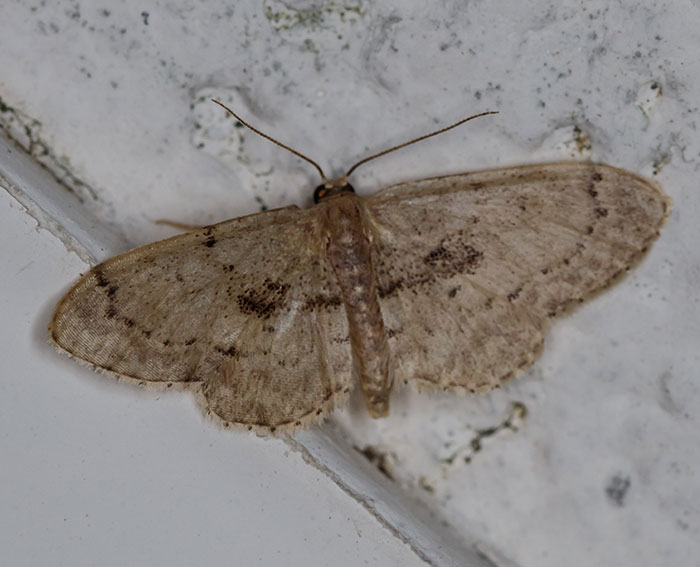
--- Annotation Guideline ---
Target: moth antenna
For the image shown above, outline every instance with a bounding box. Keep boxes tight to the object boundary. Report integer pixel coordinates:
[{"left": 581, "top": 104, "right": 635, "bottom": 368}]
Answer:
[
  {"left": 212, "top": 99, "right": 327, "bottom": 181},
  {"left": 344, "top": 111, "right": 499, "bottom": 178}
]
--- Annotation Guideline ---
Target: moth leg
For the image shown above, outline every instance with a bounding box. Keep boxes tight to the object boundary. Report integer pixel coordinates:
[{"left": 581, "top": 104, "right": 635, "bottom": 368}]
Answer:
[{"left": 154, "top": 219, "right": 207, "bottom": 232}]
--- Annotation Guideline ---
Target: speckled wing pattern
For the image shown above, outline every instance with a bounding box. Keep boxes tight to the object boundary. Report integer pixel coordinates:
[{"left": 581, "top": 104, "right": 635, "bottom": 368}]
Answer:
[
  {"left": 50, "top": 206, "right": 352, "bottom": 433},
  {"left": 364, "top": 162, "right": 669, "bottom": 392}
]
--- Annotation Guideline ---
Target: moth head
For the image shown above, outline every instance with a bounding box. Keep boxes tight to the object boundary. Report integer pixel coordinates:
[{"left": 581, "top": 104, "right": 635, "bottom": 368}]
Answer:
[{"left": 313, "top": 177, "right": 356, "bottom": 204}]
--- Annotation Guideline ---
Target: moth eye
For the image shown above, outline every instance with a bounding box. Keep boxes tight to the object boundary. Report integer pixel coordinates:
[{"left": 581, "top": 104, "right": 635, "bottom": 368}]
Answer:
[
  {"left": 313, "top": 183, "right": 355, "bottom": 204},
  {"left": 313, "top": 185, "right": 327, "bottom": 204}
]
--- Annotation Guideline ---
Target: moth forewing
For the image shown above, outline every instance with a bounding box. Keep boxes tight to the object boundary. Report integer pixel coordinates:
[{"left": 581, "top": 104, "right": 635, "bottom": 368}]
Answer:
[{"left": 364, "top": 162, "right": 669, "bottom": 393}]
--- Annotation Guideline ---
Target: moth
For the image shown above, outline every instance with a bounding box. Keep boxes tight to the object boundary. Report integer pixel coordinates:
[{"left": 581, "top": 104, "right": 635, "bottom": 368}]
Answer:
[{"left": 49, "top": 101, "right": 670, "bottom": 434}]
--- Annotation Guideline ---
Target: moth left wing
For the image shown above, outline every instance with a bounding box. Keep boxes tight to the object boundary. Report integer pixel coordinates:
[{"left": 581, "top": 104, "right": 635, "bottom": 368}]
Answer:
[
  {"left": 363, "top": 162, "right": 669, "bottom": 392},
  {"left": 50, "top": 206, "right": 352, "bottom": 433}
]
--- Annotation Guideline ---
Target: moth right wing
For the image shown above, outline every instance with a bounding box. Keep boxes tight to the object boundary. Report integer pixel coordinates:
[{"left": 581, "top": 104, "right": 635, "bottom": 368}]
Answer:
[
  {"left": 363, "top": 162, "right": 669, "bottom": 392},
  {"left": 50, "top": 206, "right": 352, "bottom": 433}
]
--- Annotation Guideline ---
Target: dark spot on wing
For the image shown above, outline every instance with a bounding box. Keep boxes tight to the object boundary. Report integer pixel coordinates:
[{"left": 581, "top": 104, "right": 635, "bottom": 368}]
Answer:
[
  {"left": 106, "top": 284, "right": 118, "bottom": 298},
  {"left": 594, "top": 207, "right": 609, "bottom": 218},
  {"left": 94, "top": 267, "right": 109, "bottom": 288},
  {"left": 266, "top": 280, "right": 285, "bottom": 292},
  {"left": 215, "top": 344, "right": 239, "bottom": 358},
  {"left": 424, "top": 241, "right": 483, "bottom": 275},
  {"left": 204, "top": 236, "right": 217, "bottom": 248},
  {"left": 237, "top": 278, "right": 289, "bottom": 319},
  {"left": 507, "top": 286, "right": 523, "bottom": 301},
  {"left": 303, "top": 293, "right": 342, "bottom": 310},
  {"left": 586, "top": 171, "right": 603, "bottom": 199},
  {"left": 424, "top": 246, "right": 449, "bottom": 263},
  {"left": 103, "top": 301, "right": 139, "bottom": 330},
  {"left": 377, "top": 278, "right": 404, "bottom": 299},
  {"left": 185, "top": 337, "right": 197, "bottom": 346},
  {"left": 375, "top": 233, "right": 483, "bottom": 301}
]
